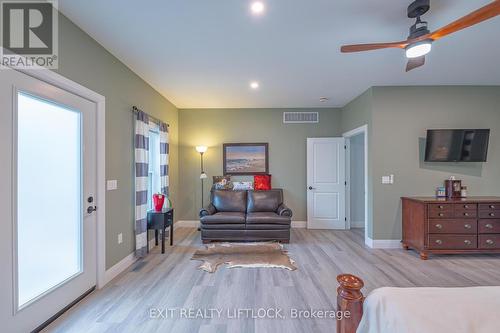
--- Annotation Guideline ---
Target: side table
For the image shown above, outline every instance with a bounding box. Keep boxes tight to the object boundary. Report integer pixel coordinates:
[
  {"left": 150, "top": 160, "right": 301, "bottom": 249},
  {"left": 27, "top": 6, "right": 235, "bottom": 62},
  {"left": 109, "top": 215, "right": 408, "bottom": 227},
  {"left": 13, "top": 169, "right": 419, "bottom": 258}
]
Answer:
[{"left": 147, "top": 208, "right": 173, "bottom": 254}]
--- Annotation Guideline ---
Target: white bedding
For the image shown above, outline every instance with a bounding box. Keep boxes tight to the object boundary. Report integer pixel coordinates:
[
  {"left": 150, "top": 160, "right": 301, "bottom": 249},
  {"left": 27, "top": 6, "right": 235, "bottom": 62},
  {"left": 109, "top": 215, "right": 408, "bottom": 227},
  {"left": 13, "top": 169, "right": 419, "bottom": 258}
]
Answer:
[{"left": 357, "top": 286, "right": 500, "bottom": 333}]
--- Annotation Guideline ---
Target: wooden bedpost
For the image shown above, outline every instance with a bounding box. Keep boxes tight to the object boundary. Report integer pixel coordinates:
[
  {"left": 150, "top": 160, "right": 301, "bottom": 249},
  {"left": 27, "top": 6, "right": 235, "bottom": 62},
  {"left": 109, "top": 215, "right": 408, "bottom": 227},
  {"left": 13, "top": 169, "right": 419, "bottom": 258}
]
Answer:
[{"left": 337, "top": 274, "right": 365, "bottom": 333}]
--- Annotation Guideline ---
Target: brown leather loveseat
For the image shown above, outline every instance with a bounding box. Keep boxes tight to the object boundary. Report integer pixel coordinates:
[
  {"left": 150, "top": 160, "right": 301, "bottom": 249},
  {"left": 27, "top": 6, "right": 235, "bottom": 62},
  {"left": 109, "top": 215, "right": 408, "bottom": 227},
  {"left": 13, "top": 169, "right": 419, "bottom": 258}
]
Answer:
[{"left": 199, "top": 189, "right": 292, "bottom": 243}]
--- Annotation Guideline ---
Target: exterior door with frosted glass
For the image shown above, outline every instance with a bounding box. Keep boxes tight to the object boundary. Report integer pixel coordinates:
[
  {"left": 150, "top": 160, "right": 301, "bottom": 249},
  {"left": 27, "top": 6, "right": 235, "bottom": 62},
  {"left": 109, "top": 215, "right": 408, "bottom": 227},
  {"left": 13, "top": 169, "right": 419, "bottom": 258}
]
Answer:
[{"left": 0, "top": 69, "right": 97, "bottom": 332}]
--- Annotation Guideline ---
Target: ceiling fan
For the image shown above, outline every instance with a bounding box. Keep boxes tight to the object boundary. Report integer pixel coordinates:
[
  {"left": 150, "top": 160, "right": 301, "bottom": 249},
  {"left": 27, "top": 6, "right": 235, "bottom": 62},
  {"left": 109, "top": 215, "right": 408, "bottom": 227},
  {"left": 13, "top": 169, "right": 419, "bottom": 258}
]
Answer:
[{"left": 341, "top": 0, "right": 500, "bottom": 72}]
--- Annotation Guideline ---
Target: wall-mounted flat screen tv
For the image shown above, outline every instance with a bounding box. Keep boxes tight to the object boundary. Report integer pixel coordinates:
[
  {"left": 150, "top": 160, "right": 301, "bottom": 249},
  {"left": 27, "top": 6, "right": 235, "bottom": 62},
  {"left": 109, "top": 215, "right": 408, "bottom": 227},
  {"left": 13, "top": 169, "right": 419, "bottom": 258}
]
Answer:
[{"left": 425, "top": 129, "right": 490, "bottom": 162}]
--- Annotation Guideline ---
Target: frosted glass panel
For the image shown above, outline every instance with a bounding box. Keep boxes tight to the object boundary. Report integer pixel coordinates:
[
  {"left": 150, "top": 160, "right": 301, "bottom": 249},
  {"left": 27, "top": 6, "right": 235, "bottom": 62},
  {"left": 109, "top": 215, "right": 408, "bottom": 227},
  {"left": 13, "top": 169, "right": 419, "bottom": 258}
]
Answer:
[{"left": 17, "top": 92, "right": 82, "bottom": 308}]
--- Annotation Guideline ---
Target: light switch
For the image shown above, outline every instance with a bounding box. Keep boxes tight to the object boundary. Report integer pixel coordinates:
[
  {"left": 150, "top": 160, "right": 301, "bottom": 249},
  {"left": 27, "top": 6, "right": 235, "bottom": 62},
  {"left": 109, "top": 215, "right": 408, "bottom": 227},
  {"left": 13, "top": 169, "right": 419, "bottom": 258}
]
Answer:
[
  {"left": 382, "top": 175, "right": 394, "bottom": 184},
  {"left": 107, "top": 180, "right": 118, "bottom": 190},
  {"left": 118, "top": 233, "right": 123, "bottom": 244}
]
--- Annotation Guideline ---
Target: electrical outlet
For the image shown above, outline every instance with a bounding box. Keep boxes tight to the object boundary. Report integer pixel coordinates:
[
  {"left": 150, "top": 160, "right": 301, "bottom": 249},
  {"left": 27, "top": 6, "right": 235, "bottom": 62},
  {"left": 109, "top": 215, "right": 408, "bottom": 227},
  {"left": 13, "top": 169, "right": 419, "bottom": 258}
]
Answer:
[{"left": 118, "top": 233, "right": 123, "bottom": 244}]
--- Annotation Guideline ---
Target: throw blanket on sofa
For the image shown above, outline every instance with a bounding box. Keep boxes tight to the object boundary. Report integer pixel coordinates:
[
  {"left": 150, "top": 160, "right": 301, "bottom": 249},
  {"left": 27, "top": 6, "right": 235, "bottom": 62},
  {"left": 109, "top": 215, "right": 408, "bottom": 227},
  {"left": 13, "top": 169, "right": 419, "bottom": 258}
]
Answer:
[{"left": 357, "top": 286, "right": 500, "bottom": 333}]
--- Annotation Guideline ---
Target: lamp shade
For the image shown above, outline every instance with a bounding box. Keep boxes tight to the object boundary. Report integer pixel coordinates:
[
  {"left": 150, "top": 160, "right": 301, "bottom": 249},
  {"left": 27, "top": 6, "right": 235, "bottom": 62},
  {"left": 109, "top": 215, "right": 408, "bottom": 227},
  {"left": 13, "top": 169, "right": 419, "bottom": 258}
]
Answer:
[{"left": 196, "top": 145, "right": 208, "bottom": 153}]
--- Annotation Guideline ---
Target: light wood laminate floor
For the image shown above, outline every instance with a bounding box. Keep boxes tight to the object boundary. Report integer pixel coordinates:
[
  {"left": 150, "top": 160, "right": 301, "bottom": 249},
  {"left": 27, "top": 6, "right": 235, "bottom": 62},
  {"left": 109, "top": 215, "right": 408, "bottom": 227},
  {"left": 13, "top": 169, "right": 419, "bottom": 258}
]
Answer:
[{"left": 43, "top": 227, "right": 500, "bottom": 333}]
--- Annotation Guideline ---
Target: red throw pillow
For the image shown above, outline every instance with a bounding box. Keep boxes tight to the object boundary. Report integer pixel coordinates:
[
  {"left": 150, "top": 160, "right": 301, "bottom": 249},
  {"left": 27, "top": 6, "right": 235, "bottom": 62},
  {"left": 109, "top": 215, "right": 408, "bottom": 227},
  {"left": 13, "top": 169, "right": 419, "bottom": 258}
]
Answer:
[{"left": 254, "top": 175, "right": 271, "bottom": 190}]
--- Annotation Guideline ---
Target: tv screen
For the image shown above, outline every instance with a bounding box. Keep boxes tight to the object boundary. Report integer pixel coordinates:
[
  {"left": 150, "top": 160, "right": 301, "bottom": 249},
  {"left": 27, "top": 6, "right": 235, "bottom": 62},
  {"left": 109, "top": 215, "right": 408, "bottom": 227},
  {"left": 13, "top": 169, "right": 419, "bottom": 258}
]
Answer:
[{"left": 425, "top": 129, "right": 490, "bottom": 162}]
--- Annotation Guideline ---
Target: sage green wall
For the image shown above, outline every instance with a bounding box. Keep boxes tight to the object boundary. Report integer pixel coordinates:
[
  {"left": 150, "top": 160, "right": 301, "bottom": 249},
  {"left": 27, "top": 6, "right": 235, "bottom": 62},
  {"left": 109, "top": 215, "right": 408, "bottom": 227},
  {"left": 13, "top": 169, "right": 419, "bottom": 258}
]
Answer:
[
  {"left": 341, "top": 89, "right": 374, "bottom": 237},
  {"left": 349, "top": 133, "right": 365, "bottom": 226},
  {"left": 178, "top": 108, "right": 342, "bottom": 221},
  {"left": 55, "top": 14, "right": 179, "bottom": 269},
  {"left": 342, "top": 86, "right": 500, "bottom": 240},
  {"left": 370, "top": 86, "right": 500, "bottom": 240}
]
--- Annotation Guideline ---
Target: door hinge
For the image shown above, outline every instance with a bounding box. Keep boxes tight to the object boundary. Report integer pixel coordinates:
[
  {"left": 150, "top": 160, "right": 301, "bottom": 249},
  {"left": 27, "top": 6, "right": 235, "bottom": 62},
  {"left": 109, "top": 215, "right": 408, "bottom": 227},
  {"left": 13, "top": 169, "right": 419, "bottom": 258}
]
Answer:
[
  {"left": 345, "top": 217, "right": 347, "bottom": 221},
  {"left": 345, "top": 181, "right": 347, "bottom": 186},
  {"left": 344, "top": 145, "right": 347, "bottom": 149}
]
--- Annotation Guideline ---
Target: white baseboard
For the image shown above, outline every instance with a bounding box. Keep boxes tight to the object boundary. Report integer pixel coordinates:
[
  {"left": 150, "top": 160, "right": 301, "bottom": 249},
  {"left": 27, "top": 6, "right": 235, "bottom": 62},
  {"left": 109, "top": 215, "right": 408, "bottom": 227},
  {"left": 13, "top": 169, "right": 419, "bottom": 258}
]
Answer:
[
  {"left": 103, "top": 252, "right": 136, "bottom": 286},
  {"left": 365, "top": 237, "right": 401, "bottom": 249},
  {"left": 291, "top": 221, "right": 306, "bottom": 228},
  {"left": 176, "top": 220, "right": 199, "bottom": 228},
  {"left": 103, "top": 238, "right": 156, "bottom": 287},
  {"left": 177, "top": 220, "right": 306, "bottom": 229},
  {"left": 350, "top": 220, "right": 365, "bottom": 228}
]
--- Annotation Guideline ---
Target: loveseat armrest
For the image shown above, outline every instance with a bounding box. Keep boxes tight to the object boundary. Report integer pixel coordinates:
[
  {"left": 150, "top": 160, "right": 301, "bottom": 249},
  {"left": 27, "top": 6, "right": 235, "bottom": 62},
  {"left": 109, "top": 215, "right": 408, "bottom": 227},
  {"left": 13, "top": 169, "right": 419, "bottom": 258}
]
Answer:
[
  {"left": 200, "top": 204, "right": 216, "bottom": 218},
  {"left": 277, "top": 204, "right": 293, "bottom": 217}
]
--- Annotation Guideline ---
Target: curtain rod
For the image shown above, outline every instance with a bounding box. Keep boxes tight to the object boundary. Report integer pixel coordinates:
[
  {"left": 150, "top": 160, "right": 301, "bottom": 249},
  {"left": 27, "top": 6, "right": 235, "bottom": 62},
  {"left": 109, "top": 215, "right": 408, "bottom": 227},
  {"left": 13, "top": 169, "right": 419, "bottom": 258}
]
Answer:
[{"left": 132, "top": 106, "right": 169, "bottom": 127}]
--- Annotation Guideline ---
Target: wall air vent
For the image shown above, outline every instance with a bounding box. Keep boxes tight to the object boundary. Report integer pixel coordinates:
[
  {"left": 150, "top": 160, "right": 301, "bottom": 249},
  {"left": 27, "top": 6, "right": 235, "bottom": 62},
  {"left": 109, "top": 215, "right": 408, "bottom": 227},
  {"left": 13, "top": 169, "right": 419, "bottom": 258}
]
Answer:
[{"left": 283, "top": 112, "right": 319, "bottom": 124}]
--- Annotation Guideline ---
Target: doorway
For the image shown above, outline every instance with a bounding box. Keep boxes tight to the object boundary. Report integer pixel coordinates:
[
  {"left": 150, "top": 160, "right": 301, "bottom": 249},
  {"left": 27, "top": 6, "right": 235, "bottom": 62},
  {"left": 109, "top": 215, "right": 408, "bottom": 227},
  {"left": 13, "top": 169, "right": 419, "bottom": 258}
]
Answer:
[
  {"left": 0, "top": 68, "right": 104, "bottom": 332},
  {"left": 344, "top": 125, "right": 368, "bottom": 240}
]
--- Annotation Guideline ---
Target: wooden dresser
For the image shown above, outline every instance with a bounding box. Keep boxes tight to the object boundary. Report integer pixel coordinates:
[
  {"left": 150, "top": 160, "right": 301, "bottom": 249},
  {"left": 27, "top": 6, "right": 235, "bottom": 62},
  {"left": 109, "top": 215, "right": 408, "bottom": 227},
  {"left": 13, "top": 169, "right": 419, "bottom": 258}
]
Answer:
[{"left": 402, "top": 197, "right": 500, "bottom": 260}]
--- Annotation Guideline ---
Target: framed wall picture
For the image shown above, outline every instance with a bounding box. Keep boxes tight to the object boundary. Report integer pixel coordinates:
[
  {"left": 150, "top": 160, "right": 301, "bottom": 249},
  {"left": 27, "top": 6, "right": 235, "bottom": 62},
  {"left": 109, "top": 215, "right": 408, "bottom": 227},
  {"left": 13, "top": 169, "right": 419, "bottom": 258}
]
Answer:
[{"left": 223, "top": 143, "right": 269, "bottom": 175}]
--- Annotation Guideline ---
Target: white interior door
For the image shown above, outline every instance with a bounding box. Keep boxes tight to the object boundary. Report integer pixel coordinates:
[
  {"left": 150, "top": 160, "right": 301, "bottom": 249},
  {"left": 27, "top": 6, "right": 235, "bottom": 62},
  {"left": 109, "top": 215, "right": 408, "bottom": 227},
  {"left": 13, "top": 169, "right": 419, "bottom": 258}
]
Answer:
[
  {"left": 0, "top": 69, "right": 97, "bottom": 332},
  {"left": 307, "top": 138, "right": 346, "bottom": 229}
]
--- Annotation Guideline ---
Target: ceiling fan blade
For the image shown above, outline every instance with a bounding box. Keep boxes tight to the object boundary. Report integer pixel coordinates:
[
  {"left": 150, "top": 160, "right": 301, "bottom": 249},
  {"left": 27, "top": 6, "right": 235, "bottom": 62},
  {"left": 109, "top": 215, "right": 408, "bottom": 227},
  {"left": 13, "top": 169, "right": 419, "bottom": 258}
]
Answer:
[
  {"left": 341, "top": 41, "right": 408, "bottom": 53},
  {"left": 430, "top": 1, "right": 500, "bottom": 41},
  {"left": 406, "top": 56, "right": 426, "bottom": 72}
]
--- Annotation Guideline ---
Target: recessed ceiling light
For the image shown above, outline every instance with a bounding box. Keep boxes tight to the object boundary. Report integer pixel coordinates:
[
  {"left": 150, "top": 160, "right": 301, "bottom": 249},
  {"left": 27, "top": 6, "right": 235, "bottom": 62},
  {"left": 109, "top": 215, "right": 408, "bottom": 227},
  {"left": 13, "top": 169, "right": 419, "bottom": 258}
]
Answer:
[
  {"left": 250, "top": 81, "right": 260, "bottom": 89},
  {"left": 250, "top": 2, "right": 265, "bottom": 15}
]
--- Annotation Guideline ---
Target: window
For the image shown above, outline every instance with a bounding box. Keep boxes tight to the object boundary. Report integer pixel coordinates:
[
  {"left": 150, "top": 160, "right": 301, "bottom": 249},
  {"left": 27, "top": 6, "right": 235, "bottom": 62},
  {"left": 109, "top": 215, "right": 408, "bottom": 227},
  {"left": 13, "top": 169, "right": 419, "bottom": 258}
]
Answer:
[{"left": 147, "top": 126, "right": 161, "bottom": 210}]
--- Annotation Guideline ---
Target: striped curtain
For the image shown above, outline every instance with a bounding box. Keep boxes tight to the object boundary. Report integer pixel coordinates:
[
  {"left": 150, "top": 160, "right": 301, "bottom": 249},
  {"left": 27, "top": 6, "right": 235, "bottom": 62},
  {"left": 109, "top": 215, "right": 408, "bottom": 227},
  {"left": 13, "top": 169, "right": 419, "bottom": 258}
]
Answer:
[
  {"left": 134, "top": 110, "right": 149, "bottom": 258},
  {"left": 159, "top": 122, "right": 169, "bottom": 197}
]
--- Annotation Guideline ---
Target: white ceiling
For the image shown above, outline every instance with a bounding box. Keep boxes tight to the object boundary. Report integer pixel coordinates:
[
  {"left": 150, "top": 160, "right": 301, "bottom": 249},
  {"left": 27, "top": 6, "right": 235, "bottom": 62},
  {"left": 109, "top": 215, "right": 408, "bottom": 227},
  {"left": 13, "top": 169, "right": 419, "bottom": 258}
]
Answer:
[{"left": 58, "top": 0, "right": 500, "bottom": 108}]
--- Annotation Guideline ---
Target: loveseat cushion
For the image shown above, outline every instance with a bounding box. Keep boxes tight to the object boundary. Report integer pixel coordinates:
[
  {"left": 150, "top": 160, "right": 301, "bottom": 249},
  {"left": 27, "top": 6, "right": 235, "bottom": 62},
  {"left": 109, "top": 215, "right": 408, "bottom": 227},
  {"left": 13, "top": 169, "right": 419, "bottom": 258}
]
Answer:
[
  {"left": 246, "top": 212, "right": 291, "bottom": 225},
  {"left": 247, "top": 189, "right": 283, "bottom": 213},
  {"left": 245, "top": 223, "right": 290, "bottom": 230},
  {"left": 212, "top": 190, "right": 247, "bottom": 212},
  {"left": 200, "top": 212, "right": 246, "bottom": 224}
]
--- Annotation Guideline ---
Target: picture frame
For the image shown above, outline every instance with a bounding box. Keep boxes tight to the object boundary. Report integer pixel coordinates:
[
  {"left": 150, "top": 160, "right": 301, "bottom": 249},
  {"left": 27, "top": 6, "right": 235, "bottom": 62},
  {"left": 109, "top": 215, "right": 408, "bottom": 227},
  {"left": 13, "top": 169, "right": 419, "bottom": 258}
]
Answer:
[{"left": 223, "top": 143, "right": 269, "bottom": 175}]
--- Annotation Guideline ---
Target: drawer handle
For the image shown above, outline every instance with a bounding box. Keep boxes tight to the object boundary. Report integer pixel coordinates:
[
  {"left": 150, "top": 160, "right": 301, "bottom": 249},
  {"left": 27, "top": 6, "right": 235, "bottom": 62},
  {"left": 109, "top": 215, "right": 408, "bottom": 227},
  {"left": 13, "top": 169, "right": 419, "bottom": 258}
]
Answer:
[
  {"left": 464, "top": 240, "right": 472, "bottom": 246},
  {"left": 464, "top": 205, "right": 469, "bottom": 209},
  {"left": 438, "top": 205, "right": 444, "bottom": 209},
  {"left": 490, "top": 213, "right": 496, "bottom": 217},
  {"left": 490, "top": 205, "right": 496, "bottom": 209},
  {"left": 438, "top": 213, "right": 444, "bottom": 217},
  {"left": 464, "top": 224, "right": 472, "bottom": 229},
  {"left": 435, "top": 224, "right": 443, "bottom": 229},
  {"left": 486, "top": 239, "right": 495, "bottom": 245},
  {"left": 435, "top": 239, "right": 443, "bottom": 245},
  {"left": 486, "top": 224, "right": 493, "bottom": 229},
  {"left": 463, "top": 212, "right": 470, "bottom": 217}
]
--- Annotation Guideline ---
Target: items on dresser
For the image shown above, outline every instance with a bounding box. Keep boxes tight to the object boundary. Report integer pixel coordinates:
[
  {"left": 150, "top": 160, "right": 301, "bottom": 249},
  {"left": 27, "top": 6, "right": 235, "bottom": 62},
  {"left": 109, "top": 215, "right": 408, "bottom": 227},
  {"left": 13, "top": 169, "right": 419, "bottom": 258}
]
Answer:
[
  {"left": 444, "top": 177, "right": 462, "bottom": 198},
  {"left": 435, "top": 186, "right": 446, "bottom": 198},
  {"left": 401, "top": 197, "right": 500, "bottom": 260}
]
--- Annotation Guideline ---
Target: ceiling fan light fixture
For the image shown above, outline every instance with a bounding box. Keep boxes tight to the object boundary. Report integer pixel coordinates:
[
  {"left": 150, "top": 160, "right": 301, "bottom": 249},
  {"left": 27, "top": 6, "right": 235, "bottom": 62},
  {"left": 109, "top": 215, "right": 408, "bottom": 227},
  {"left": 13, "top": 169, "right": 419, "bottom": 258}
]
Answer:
[{"left": 405, "top": 40, "right": 432, "bottom": 58}]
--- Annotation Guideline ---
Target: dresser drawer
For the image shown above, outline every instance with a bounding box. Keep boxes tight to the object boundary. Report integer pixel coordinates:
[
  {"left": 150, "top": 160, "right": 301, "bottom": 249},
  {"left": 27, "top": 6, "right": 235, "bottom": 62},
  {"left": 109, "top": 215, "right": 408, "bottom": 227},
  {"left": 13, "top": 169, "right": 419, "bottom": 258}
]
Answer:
[
  {"left": 428, "top": 206, "right": 454, "bottom": 218},
  {"left": 454, "top": 210, "right": 477, "bottom": 218},
  {"left": 479, "top": 203, "right": 500, "bottom": 211},
  {"left": 428, "top": 235, "right": 477, "bottom": 249},
  {"left": 428, "top": 219, "right": 477, "bottom": 234},
  {"left": 478, "top": 220, "right": 500, "bottom": 233},
  {"left": 478, "top": 235, "right": 500, "bottom": 249},
  {"left": 479, "top": 210, "right": 500, "bottom": 219},
  {"left": 454, "top": 203, "right": 477, "bottom": 212}
]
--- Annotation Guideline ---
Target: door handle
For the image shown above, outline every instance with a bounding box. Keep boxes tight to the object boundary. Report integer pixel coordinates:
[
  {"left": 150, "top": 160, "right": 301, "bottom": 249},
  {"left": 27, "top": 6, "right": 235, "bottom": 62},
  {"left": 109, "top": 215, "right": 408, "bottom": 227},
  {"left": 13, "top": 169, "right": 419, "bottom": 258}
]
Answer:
[
  {"left": 87, "top": 206, "right": 97, "bottom": 214},
  {"left": 308, "top": 186, "right": 315, "bottom": 190}
]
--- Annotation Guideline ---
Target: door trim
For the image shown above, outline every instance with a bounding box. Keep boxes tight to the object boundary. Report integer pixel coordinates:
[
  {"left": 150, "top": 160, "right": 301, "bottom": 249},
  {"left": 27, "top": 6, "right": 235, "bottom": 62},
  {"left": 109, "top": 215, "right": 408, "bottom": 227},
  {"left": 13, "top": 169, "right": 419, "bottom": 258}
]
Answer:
[
  {"left": 14, "top": 67, "right": 106, "bottom": 289},
  {"left": 343, "top": 125, "right": 368, "bottom": 245}
]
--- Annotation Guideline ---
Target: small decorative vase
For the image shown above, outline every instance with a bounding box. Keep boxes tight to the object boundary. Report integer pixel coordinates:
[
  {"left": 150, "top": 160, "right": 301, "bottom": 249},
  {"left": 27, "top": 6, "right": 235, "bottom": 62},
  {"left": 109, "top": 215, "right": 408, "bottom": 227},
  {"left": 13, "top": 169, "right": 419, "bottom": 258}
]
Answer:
[{"left": 153, "top": 194, "right": 165, "bottom": 212}]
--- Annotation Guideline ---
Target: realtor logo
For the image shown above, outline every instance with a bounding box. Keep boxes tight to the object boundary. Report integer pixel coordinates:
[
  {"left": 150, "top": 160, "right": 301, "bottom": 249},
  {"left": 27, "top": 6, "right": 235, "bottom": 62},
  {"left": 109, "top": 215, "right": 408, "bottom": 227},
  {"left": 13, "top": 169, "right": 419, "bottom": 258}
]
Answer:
[{"left": 1, "top": 0, "right": 58, "bottom": 69}]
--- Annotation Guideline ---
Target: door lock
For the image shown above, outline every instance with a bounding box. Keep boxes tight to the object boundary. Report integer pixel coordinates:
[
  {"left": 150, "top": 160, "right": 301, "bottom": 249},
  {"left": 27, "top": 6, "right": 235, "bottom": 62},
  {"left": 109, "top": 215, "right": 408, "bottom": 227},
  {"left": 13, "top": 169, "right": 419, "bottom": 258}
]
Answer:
[
  {"left": 308, "top": 186, "right": 315, "bottom": 190},
  {"left": 87, "top": 206, "right": 97, "bottom": 214}
]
